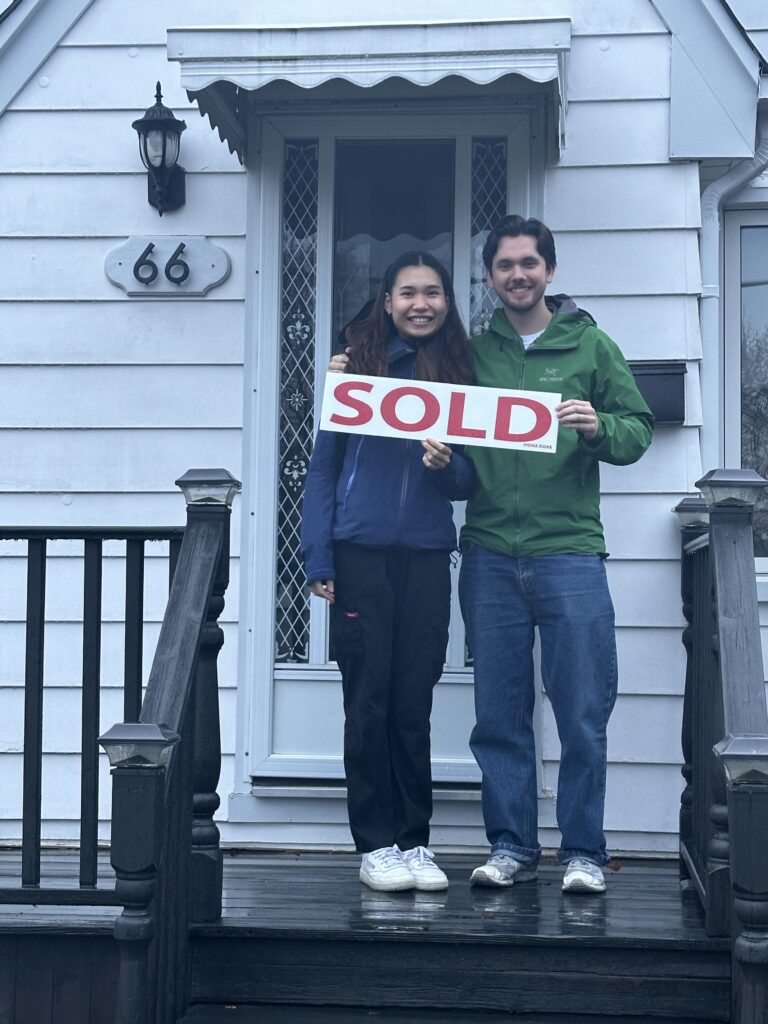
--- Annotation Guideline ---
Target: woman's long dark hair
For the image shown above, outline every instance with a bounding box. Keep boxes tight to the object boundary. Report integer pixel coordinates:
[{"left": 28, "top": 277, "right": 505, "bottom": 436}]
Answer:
[{"left": 345, "top": 252, "right": 473, "bottom": 386}]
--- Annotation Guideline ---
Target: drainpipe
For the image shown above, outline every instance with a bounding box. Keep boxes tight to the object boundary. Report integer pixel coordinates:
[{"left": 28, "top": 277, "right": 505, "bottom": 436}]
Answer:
[{"left": 699, "top": 104, "right": 768, "bottom": 474}]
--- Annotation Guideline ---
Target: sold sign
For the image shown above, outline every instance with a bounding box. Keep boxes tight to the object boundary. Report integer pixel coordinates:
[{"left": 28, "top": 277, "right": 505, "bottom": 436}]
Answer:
[{"left": 320, "top": 374, "right": 560, "bottom": 452}]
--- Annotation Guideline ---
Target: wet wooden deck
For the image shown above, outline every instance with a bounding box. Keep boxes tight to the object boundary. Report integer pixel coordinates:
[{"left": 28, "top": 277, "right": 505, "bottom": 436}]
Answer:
[{"left": 0, "top": 851, "right": 731, "bottom": 1023}]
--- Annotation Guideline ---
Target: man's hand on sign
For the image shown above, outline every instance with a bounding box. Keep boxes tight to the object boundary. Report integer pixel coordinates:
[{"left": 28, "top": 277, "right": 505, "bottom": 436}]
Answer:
[
  {"left": 556, "top": 399, "right": 599, "bottom": 440},
  {"left": 422, "top": 438, "right": 452, "bottom": 470},
  {"left": 309, "top": 579, "right": 335, "bottom": 604},
  {"left": 329, "top": 352, "right": 350, "bottom": 373}
]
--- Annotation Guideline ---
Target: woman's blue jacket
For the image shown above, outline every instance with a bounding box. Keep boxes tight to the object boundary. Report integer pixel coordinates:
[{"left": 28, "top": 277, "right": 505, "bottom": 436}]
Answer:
[{"left": 301, "top": 338, "right": 476, "bottom": 585}]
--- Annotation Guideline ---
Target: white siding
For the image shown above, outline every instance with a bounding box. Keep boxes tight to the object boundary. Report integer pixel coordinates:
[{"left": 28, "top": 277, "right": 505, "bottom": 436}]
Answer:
[
  {"left": 0, "top": 0, "right": 706, "bottom": 858},
  {"left": 0, "top": 0, "right": 245, "bottom": 846}
]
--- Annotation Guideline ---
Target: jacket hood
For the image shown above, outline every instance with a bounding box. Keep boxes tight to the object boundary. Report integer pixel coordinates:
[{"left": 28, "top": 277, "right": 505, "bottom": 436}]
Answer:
[{"left": 486, "top": 294, "right": 597, "bottom": 350}]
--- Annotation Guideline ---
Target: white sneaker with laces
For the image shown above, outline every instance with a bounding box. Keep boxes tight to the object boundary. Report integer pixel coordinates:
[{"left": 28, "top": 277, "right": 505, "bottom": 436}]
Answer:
[
  {"left": 359, "top": 845, "right": 415, "bottom": 891},
  {"left": 402, "top": 846, "right": 449, "bottom": 891},
  {"left": 470, "top": 853, "right": 538, "bottom": 887},
  {"left": 562, "top": 857, "right": 606, "bottom": 893}
]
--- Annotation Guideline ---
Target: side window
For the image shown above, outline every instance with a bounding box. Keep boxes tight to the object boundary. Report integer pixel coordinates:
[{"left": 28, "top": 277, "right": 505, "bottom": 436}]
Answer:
[{"left": 725, "top": 212, "right": 768, "bottom": 559}]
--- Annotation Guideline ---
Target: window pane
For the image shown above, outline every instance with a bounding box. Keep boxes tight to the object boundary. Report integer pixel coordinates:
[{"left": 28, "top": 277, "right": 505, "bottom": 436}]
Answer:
[
  {"left": 741, "top": 226, "right": 768, "bottom": 556},
  {"left": 276, "top": 139, "right": 319, "bottom": 663},
  {"left": 333, "top": 140, "right": 454, "bottom": 340},
  {"left": 470, "top": 137, "right": 508, "bottom": 336}
]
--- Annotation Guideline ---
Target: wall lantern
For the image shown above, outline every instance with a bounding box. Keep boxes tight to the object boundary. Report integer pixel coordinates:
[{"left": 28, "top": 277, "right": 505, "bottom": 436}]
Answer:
[{"left": 131, "top": 82, "right": 187, "bottom": 216}]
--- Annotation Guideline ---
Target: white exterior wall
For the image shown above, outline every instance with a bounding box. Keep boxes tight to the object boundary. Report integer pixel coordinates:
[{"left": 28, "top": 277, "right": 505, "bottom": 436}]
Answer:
[
  {"left": 0, "top": 0, "right": 714, "bottom": 855},
  {"left": 0, "top": 0, "right": 245, "bottom": 841}
]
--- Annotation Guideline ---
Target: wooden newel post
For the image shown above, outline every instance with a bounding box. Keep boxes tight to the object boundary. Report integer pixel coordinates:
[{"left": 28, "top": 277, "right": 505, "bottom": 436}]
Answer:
[
  {"left": 674, "top": 496, "right": 709, "bottom": 891},
  {"left": 698, "top": 469, "right": 768, "bottom": 938},
  {"left": 99, "top": 722, "right": 179, "bottom": 1024},
  {"left": 715, "top": 738, "right": 768, "bottom": 1024},
  {"left": 175, "top": 469, "right": 241, "bottom": 924}
]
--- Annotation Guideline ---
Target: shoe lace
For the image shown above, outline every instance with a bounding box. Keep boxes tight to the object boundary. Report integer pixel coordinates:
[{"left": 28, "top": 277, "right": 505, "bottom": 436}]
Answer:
[
  {"left": 487, "top": 853, "right": 518, "bottom": 869},
  {"left": 568, "top": 858, "right": 599, "bottom": 875},
  {"left": 371, "top": 845, "right": 405, "bottom": 869},
  {"left": 405, "top": 846, "right": 434, "bottom": 868}
]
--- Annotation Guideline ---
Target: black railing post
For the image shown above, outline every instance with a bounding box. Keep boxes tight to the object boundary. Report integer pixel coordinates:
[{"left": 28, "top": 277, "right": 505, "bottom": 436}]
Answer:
[
  {"left": 175, "top": 469, "right": 241, "bottom": 924},
  {"left": 674, "top": 496, "right": 709, "bottom": 892},
  {"left": 99, "top": 723, "right": 179, "bottom": 1024},
  {"left": 715, "top": 739, "right": 768, "bottom": 1024}
]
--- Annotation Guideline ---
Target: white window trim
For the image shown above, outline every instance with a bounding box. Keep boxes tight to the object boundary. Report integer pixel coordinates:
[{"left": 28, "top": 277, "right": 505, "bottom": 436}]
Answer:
[{"left": 236, "top": 106, "right": 537, "bottom": 785}]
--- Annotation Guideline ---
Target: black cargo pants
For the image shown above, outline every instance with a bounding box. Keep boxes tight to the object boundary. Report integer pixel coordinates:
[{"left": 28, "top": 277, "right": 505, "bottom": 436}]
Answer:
[{"left": 332, "top": 541, "right": 451, "bottom": 853}]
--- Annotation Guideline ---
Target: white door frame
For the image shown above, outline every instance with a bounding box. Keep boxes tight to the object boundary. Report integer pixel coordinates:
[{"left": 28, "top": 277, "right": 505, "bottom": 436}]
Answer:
[{"left": 236, "top": 102, "right": 539, "bottom": 786}]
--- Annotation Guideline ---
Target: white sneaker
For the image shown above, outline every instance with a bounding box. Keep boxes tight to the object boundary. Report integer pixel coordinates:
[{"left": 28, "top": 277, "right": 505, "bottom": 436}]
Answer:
[
  {"left": 470, "top": 853, "right": 538, "bottom": 887},
  {"left": 359, "top": 845, "right": 415, "bottom": 891},
  {"left": 402, "top": 846, "right": 449, "bottom": 891},
  {"left": 562, "top": 857, "right": 606, "bottom": 893}
]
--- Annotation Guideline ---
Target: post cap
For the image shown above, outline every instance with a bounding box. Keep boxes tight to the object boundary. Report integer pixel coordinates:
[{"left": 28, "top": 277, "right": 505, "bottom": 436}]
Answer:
[
  {"left": 175, "top": 468, "right": 241, "bottom": 507},
  {"left": 696, "top": 468, "right": 767, "bottom": 509},
  {"left": 99, "top": 721, "right": 180, "bottom": 768},
  {"left": 673, "top": 495, "right": 710, "bottom": 527},
  {"left": 714, "top": 734, "right": 768, "bottom": 785}
]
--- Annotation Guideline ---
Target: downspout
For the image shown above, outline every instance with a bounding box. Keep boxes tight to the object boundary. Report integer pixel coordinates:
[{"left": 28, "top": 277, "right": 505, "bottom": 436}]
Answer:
[{"left": 699, "top": 103, "right": 768, "bottom": 473}]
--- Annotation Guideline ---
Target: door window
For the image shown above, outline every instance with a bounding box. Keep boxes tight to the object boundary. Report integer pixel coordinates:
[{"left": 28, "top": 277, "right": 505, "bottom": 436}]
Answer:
[{"left": 333, "top": 139, "right": 455, "bottom": 340}]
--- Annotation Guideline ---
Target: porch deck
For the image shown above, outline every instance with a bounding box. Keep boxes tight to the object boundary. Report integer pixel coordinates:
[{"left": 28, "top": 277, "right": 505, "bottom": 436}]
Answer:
[{"left": 0, "top": 851, "right": 730, "bottom": 1023}]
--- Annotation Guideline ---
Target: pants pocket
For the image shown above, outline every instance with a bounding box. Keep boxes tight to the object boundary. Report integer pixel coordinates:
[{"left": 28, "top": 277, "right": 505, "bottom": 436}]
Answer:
[{"left": 331, "top": 606, "right": 365, "bottom": 658}]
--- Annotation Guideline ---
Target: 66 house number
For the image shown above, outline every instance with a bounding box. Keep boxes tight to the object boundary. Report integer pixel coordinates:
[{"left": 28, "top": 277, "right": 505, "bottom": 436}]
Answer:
[
  {"left": 105, "top": 236, "right": 231, "bottom": 297},
  {"left": 134, "top": 242, "right": 190, "bottom": 285}
]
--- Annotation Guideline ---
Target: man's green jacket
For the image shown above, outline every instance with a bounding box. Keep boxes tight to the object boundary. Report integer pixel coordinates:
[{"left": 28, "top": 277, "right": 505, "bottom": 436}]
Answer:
[{"left": 462, "top": 297, "right": 654, "bottom": 557}]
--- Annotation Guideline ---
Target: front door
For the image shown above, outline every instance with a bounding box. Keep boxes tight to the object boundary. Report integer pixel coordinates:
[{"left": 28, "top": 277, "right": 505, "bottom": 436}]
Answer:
[{"left": 245, "top": 108, "right": 534, "bottom": 784}]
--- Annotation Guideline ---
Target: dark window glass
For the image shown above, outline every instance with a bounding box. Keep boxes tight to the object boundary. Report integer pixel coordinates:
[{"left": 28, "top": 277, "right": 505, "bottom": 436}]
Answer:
[{"left": 333, "top": 139, "right": 455, "bottom": 341}]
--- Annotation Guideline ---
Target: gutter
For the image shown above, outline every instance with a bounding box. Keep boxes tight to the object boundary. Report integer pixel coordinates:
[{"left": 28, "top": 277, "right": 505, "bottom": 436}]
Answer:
[{"left": 699, "top": 102, "right": 768, "bottom": 473}]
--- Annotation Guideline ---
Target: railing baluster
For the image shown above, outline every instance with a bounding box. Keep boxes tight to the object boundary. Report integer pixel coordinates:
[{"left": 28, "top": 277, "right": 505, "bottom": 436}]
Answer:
[
  {"left": 80, "top": 538, "right": 103, "bottom": 887},
  {"left": 22, "top": 538, "right": 46, "bottom": 888},
  {"left": 124, "top": 539, "right": 145, "bottom": 722},
  {"left": 0, "top": 525, "right": 183, "bottom": 908},
  {"left": 169, "top": 536, "right": 182, "bottom": 590}
]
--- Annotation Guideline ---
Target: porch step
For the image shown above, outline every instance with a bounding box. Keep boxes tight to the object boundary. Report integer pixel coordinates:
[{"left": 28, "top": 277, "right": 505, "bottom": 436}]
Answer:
[
  {"left": 187, "top": 855, "right": 730, "bottom": 1022},
  {"left": 180, "top": 1007, "right": 718, "bottom": 1024}
]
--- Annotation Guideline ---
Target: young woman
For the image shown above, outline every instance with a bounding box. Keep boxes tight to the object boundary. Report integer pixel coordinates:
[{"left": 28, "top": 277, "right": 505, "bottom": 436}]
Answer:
[{"left": 301, "top": 252, "right": 474, "bottom": 892}]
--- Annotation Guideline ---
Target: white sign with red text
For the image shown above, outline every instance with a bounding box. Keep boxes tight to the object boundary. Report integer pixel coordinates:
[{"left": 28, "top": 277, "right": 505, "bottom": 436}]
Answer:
[{"left": 320, "top": 373, "right": 560, "bottom": 452}]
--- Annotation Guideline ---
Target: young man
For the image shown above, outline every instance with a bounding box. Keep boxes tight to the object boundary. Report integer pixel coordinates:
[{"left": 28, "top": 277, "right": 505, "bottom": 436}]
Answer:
[{"left": 460, "top": 215, "right": 653, "bottom": 892}]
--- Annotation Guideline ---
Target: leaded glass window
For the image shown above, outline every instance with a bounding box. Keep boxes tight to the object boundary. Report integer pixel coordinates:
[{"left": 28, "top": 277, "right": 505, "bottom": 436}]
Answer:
[
  {"left": 469, "top": 137, "right": 508, "bottom": 336},
  {"left": 275, "top": 140, "right": 319, "bottom": 662}
]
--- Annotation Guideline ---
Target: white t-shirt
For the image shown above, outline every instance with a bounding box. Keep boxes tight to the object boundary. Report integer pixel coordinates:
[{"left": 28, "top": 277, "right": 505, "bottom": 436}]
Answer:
[{"left": 520, "top": 330, "right": 544, "bottom": 349}]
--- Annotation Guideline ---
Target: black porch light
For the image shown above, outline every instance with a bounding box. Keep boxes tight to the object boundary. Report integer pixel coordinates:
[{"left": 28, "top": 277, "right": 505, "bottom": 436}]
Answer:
[{"left": 131, "top": 81, "right": 187, "bottom": 215}]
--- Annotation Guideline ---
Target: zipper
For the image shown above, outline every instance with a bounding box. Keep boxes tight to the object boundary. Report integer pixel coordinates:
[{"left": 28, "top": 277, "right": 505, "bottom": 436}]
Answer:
[
  {"left": 343, "top": 437, "right": 365, "bottom": 510},
  {"left": 397, "top": 440, "right": 412, "bottom": 540},
  {"left": 510, "top": 354, "right": 527, "bottom": 556}
]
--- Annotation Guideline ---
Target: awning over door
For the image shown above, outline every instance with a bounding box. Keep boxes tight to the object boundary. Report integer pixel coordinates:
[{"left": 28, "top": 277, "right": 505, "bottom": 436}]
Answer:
[{"left": 167, "top": 17, "right": 570, "bottom": 162}]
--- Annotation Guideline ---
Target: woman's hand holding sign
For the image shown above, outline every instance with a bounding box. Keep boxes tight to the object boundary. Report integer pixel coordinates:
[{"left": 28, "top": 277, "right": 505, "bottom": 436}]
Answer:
[
  {"left": 422, "top": 438, "right": 452, "bottom": 470},
  {"left": 556, "top": 399, "right": 599, "bottom": 440},
  {"left": 329, "top": 352, "right": 350, "bottom": 373}
]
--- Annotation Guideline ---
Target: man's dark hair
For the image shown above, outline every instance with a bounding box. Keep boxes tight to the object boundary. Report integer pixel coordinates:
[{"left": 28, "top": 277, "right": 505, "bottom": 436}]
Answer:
[{"left": 482, "top": 215, "right": 557, "bottom": 273}]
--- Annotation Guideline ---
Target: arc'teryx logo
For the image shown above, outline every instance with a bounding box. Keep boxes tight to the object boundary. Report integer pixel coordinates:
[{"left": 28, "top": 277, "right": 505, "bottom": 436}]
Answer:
[{"left": 539, "top": 367, "right": 563, "bottom": 383}]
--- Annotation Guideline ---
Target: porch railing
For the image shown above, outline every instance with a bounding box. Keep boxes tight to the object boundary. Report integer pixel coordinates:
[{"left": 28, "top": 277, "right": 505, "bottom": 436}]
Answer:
[
  {"left": 99, "top": 469, "right": 239, "bottom": 1024},
  {"left": 0, "top": 525, "right": 183, "bottom": 905},
  {"left": 677, "top": 469, "right": 768, "bottom": 1024}
]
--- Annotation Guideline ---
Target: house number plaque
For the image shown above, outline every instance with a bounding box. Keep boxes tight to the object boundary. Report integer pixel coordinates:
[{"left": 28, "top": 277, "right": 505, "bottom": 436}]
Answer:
[{"left": 105, "top": 236, "right": 230, "bottom": 297}]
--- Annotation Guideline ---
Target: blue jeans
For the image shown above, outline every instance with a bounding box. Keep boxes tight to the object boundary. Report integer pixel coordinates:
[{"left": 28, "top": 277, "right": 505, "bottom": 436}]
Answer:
[{"left": 459, "top": 544, "right": 618, "bottom": 866}]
